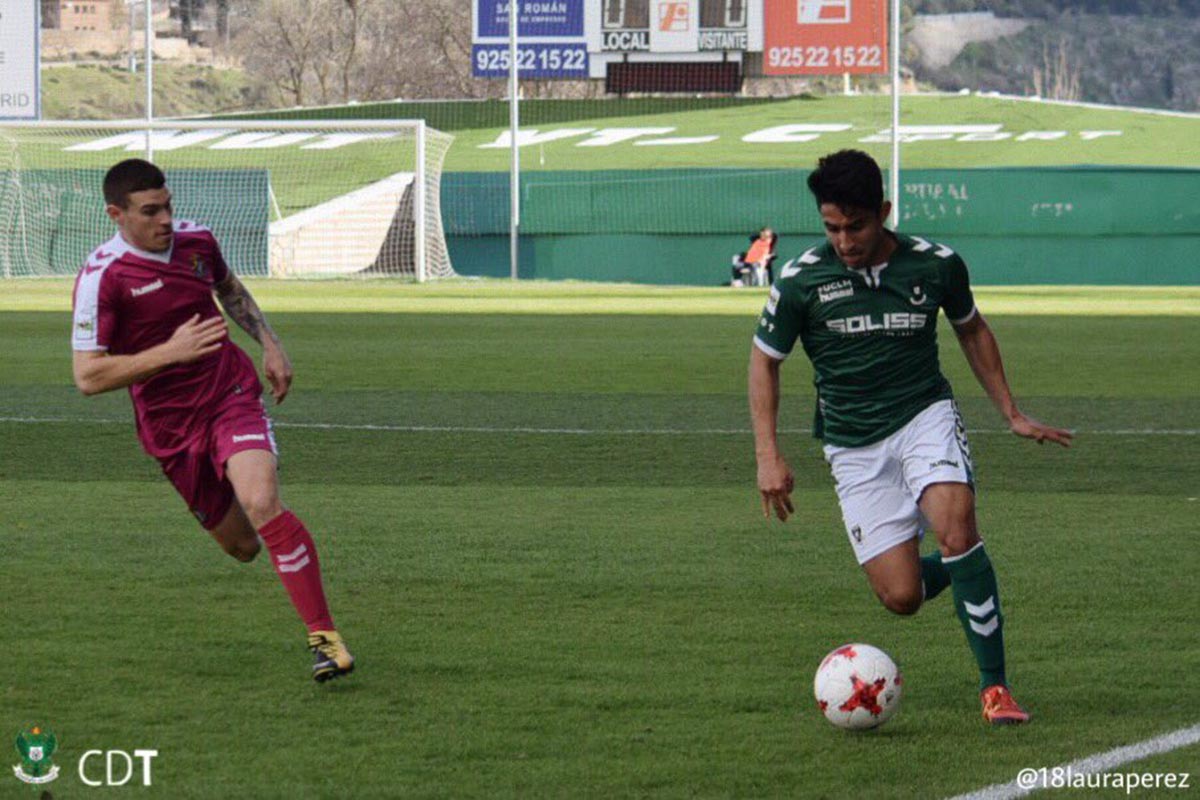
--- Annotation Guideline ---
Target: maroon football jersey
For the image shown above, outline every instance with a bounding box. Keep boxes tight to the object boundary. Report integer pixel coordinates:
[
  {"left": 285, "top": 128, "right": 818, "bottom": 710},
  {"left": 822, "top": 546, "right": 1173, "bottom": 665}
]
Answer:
[{"left": 72, "top": 220, "right": 262, "bottom": 458}]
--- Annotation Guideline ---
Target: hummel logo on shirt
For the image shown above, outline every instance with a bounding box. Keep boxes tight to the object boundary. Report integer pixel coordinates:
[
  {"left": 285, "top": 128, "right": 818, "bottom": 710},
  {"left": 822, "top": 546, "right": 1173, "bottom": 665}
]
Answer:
[
  {"left": 232, "top": 433, "right": 266, "bottom": 443},
  {"left": 131, "top": 279, "right": 164, "bottom": 297},
  {"left": 817, "top": 280, "right": 854, "bottom": 303}
]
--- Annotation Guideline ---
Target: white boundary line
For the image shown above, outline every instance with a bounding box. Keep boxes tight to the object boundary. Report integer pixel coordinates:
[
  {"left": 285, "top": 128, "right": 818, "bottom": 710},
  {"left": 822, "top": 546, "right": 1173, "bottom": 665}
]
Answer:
[
  {"left": 946, "top": 721, "right": 1200, "bottom": 800},
  {"left": 0, "top": 416, "right": 1197, "bottom": 436},
  {"left": 913, "top": 90, "right": 1200, "bottom": 120}
]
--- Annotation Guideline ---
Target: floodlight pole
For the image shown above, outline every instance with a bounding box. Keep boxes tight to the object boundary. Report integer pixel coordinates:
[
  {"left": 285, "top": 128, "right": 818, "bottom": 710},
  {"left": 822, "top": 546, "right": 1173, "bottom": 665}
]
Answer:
[
  {"left": 145, "top": 0, "right": 154, "bottom": 160},
  {"left": 890, "top": 0, "right": 901, "bottom": 229},
  {"left": 508, "top": 0, "right": 520, "bottom": 281}
]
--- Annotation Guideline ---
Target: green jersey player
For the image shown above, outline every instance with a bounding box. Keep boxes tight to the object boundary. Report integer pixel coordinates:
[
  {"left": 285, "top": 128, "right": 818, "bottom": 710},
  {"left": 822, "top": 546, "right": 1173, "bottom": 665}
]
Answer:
[{"left": 748, "top": 150, "right": 1072, "bottom": 725}]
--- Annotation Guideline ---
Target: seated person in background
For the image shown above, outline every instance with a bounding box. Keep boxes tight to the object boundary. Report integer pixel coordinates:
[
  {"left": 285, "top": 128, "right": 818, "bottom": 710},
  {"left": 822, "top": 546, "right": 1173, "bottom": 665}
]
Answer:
[{"left": 731, "top": 228, "right": 778, "bottom": 287}]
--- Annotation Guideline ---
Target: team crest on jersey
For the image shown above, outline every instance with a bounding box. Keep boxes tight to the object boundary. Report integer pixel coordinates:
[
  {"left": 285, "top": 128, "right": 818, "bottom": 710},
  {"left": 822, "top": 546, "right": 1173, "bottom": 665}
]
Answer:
[
  {"left": 817, "top": 280, "right": 854, "bottom": 303},
  {"left": 908, "top": 282, "right": 929, "bottom": 306},
  {"left": 191, "top": 254, "right": 207, "bottom": 278}
]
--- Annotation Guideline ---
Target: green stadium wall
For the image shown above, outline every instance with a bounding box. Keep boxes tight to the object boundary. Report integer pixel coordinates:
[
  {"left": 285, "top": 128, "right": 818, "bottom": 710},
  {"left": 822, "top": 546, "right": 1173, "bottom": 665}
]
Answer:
[{"left": 443, "top": 167, "right": 1200, "bottom": 285}]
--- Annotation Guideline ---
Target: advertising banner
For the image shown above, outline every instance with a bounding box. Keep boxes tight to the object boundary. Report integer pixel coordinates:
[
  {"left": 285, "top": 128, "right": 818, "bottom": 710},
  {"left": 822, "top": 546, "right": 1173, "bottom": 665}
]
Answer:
[
  {"left": 473, "top": 0, "right": 589, "bottom": 78},
  {"left": 762, "top": 0, "right": 888, "bottom": 75},
  {"left": 0, "top": 0, "right": 40, "bottom": 119},
  {"left": 472, "top": 43, "right": 590, "bottom": 78},
  {"left": 477, "top": 0, "right": 586, "bottom": 38},
  {"left": 648, "top": 0, "right": 699, "bottom": 53}
]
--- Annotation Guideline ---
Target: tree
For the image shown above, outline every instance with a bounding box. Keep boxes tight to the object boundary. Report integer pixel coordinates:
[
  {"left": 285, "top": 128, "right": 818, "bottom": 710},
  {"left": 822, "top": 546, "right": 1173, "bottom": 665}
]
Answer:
[
  {"left": 41, "top": 0, "right": 61, "bottom": 28},
  {"left": 236, "top": 0, "right": 590, "bottom": 105},
  {"left": 1030, "top": 37, "right": 1082, "bottom": 100},
  {"left": 338, "top": 0, "right": 361, "bottom": 102},
  {"left": 178, "top": 0, "right": 197, "bottom": 41},
  {"left": 355, "top": 1, "right": 481, "bottom": 99},
  {"left": 216, "top": 0, "right": 230, "bottom": 41},
  {"left": 234, "top": 0, "right": 327, "bottom": 105}
]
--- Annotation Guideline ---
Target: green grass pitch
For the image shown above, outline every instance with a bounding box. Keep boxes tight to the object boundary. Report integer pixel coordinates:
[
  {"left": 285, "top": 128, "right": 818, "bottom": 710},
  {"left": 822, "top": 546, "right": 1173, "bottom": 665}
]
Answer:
[
  {"left": 221, "top": 93, "right": 1200, "bottom": 170},
  {"left": 1, "top": 281, "right": 1198, "bottom": 798},
  {"left": 7, "top": 94, "right": 1198, "bottom": 218},
  {"left": 444, "top": 94, "right": 1200, "bottom": 172}
]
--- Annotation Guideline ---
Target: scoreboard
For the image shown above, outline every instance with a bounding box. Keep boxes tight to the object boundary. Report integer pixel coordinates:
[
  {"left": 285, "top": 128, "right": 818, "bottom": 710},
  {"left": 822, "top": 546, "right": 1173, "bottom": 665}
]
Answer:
[
  {"left": 471, "top": 0, "right": 888, "bottom": 85},
  {"left": 598, "top": 0, "right": 752, "bottom": 52}
]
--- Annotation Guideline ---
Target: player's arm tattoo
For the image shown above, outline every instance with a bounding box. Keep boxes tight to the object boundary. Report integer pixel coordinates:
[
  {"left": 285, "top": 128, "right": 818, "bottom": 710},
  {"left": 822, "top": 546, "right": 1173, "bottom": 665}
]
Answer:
[{"left": 215, "top": 274, "right": 280, "bottom": 347}]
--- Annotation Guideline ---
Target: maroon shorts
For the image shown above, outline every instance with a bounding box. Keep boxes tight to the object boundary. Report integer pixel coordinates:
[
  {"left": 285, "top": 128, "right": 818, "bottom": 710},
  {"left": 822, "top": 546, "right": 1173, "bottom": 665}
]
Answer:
[{"left": 158, "top": 394, "right": 278, "bottom": 530}]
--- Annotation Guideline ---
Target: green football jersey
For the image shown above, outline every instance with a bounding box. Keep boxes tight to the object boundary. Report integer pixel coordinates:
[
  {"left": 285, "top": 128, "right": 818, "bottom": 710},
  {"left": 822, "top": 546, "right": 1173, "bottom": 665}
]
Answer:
[{"left": 754, "top": 232, "right": 976, "bottom": 448}]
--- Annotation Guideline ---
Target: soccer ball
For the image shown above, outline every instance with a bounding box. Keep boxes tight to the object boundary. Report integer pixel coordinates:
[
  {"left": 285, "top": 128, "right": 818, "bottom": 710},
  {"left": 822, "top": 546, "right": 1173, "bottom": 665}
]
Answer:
[{"left": 813, "top": 643, "right": 903, "bottom": 730}]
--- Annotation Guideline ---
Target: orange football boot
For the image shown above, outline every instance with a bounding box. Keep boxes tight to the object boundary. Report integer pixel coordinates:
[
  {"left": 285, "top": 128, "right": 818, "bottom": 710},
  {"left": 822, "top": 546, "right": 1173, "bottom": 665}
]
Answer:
[{"left": 981, "top": 684, "right": 1031, "bottom": 725}]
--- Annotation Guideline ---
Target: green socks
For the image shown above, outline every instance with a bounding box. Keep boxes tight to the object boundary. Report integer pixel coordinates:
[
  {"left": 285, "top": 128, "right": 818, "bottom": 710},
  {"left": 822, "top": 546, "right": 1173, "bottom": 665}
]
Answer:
[
  {"left": 920, "top": 553, "right": 952, "bottom": 602},
  {"left": 944, "top": 542, "right": 1007, "bottom": 690}
]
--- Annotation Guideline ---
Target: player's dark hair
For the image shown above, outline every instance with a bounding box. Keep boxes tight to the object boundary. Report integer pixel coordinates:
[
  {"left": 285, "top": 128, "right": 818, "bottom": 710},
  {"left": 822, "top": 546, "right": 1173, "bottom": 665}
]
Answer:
[
  {"left": 103, "top": 159, "right": 166, "bottom": 208},
  {"left": 806, "top": 150, "right": 884, "bottom": 213}
]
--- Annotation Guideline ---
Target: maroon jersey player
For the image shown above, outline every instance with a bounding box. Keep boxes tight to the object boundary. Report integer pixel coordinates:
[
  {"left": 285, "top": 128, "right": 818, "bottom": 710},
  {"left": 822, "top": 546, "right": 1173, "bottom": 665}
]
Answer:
[{"left": 71, "top": 159, "right": 354, "bottom": 682}]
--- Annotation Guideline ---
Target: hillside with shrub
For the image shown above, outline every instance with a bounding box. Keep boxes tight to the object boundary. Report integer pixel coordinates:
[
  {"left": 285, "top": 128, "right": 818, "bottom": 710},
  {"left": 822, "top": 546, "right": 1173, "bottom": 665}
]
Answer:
[{"left": 910, "top": 0, "right": 1200, "bottom": 109}]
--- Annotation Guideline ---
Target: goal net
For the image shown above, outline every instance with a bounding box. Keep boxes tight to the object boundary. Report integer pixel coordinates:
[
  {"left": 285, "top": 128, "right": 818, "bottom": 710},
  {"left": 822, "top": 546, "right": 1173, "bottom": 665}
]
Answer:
[{"left": 0, "top": 119, "right": 455, "bottom": 280}]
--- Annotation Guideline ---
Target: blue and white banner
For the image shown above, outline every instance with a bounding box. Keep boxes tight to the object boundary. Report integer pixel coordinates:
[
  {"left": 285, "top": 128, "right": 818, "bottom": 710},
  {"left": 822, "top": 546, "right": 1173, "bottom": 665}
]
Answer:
[
  {"left": 472, "top": 43, "right": 590, "bottom": 79},
  {"left": 476, "top": 1, "right": 586, "bottom": 39},
  {"left": 472, "top": 0, "right": 588, "bottom": 78}
]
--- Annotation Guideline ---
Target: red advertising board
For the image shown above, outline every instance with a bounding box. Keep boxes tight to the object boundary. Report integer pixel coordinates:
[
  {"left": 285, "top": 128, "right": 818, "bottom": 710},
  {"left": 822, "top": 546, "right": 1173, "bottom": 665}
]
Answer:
[{"left": 763, "top": 0, "right": 888, "bottom": 75}]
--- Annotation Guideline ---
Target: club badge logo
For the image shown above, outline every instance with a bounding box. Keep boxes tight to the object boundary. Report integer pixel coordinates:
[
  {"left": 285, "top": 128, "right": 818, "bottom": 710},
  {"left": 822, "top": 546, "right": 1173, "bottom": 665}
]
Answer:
[
  {"left": 192, "top": 254, "right": 208, "bottom": 278},
  {"left": 13, "top": 726, "right": 60, "bottom": 785}
]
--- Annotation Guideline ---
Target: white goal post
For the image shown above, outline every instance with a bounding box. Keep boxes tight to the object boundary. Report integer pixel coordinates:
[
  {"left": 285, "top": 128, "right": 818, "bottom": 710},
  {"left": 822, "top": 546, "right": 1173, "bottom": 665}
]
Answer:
[{"left": 0, "top": 119, "right": 455, "bottom": 280}]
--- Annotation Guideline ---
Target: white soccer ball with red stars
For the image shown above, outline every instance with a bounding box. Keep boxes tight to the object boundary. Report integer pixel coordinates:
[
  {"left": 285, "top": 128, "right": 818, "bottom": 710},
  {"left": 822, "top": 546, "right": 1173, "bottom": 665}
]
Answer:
[{"left": 813, "top": 643, "right": 903, "bottom": 730}]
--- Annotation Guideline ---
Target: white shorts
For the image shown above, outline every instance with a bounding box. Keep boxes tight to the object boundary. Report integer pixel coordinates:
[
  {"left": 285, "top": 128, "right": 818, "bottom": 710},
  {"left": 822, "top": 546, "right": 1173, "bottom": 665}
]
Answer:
[{"left": 823, "top": 399, "right": 974, "bottom": 565}]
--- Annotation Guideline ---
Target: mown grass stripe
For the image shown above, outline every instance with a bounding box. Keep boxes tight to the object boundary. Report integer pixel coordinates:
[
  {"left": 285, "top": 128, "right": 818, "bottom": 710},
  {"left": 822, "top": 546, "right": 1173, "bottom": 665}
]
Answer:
[{"left": 2, "top": 416, "right": 1197, "bottom": 436}]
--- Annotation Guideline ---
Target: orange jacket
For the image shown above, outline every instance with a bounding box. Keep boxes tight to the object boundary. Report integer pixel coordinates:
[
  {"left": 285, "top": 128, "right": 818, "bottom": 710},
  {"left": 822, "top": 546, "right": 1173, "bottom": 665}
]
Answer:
[{"left": 744, "top": 238, "right": 773, "bottom": 265}]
